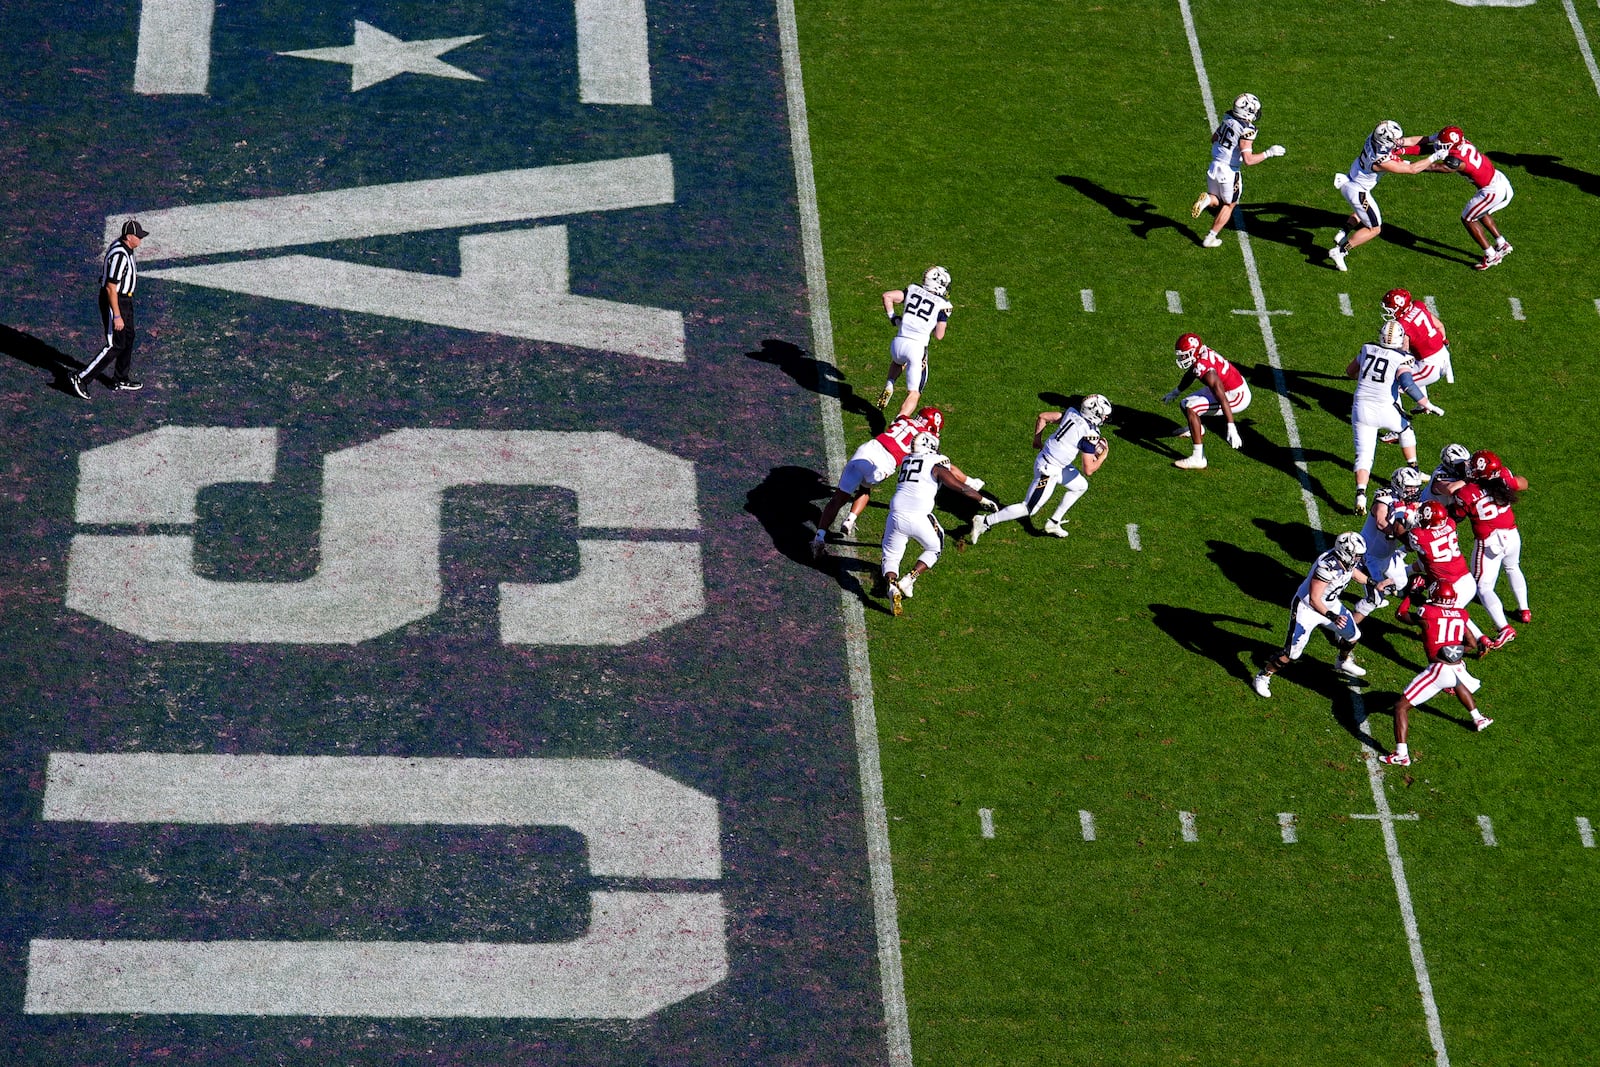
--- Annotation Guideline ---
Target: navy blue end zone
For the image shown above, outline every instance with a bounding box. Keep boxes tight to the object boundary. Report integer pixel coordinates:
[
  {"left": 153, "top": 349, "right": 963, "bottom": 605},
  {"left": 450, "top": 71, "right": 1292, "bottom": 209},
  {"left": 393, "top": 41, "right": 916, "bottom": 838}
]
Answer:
[{"left": 0, "top": 2, "right": 887, "bottom": 1063}]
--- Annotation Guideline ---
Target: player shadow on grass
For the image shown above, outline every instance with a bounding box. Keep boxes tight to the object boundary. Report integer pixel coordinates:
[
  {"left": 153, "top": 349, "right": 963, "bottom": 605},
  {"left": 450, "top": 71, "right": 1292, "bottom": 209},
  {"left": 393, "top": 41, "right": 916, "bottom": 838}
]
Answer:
[
  {"left": 744, "top": 464, "right": 894, "bottom": 615},
  {"left": 1147, "top": 603, "right": 1276, "bottom": 683},
  {"left": 0, "top": 322, "right": 88, "bottom": 396},
  {"left": 1054, "top": 175, "right": 1185, "bottom": 241},
  {"left": 1488, "top": 152, "right": 1600, "bottom": 198},
  {"left": 1205, "top": 539, "right": 1300, "bottom": 606},
  {"left": 1243, "top": 202, "right": 1475, "bottom": 268},
  {"left": 746, "top": 338, "right": 883, "bottom": 429}
]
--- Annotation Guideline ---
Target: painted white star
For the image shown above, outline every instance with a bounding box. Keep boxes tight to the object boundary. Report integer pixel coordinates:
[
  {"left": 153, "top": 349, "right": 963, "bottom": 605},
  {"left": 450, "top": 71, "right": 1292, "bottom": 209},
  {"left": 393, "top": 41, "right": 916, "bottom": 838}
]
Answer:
[{"left": 279, "top": 21, "right": 484, "bottom": 91}]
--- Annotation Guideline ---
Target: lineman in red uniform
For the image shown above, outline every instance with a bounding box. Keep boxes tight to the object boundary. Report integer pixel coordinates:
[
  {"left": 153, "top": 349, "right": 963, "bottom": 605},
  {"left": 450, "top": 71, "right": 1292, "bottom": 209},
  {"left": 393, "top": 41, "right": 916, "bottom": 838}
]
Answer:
[
  {"left": 1426, "top": 126, "right": 1514, "bottom": 270},
  {"left": 1402, "top": 499, "right": 1478, "bottom": 615},
  {"left": 1456, "top": 448, "right": 1531, "bottom": 644},
  {"left": 1163, "top": 333, "right": 1249, "bottom": 470},
  {"left": 1381, "top": 287, "right": 1453, "bottom": 395}
]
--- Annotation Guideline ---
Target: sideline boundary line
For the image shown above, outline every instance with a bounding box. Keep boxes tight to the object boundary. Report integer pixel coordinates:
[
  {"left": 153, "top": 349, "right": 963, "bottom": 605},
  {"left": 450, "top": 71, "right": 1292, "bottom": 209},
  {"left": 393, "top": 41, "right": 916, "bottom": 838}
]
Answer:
[
  {"left": 1179, "top": 3, "right": 1450, "bottom": 1065},
  {"left": 1564, "top": 0, "right": 1600, "bottom": 99},
  {"left": 776, "top": 3, "right": 913, "bottom": 1063}
]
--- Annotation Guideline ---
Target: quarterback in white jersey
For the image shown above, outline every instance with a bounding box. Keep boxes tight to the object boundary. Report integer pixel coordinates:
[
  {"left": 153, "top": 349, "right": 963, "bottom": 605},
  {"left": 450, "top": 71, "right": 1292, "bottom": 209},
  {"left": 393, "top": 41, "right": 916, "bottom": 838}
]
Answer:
[
  {"left": 1329, "top": 121, "right": 1449, "bottom": 271},
  {"left": 1353, "top": 466, "right": 1425, "bottom": 623},
  {"left": 1347, "top": 320, "right": 1440, "bottom": 515},
  {"left": 971, "top": 395, "right": 1111, "bottom": 543},
  {"left": 881, "top": 432, "right": 993, "bottom": 615},
  {"left": 876, "top": 265, "right": 954, "bottom": 420},
  {"left": 1251, "top": 531, "right": 1393, "bottom": 697},
  {"left": 1190, "top": 93, "right": 1285, "bottom": 249}
]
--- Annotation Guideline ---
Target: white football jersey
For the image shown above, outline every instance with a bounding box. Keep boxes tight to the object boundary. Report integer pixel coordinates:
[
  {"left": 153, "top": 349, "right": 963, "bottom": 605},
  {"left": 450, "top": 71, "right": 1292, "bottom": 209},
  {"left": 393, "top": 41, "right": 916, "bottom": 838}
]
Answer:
[
  {"left": 1351, "top": 342, "right": 1413, "bottom": 410},
  {"left": 1039, "top": 407, "right": 1100, "bottom": 468},
  {"left": 1295, "top": 549, "right": 1358, "bottom": 613},
  {"left": 887, "top": 452, "right": 949, "bottom": 518},
  {"left": 1344, "top": 134, "right": 1395, "bottom": 193},
  {"left": 1359, "top": 489, "right": 1414, "bottom": 560},
  {"left": 895, "top": 282, "right": 952, "bottom": 346},
  {"left": 1210, "top": 113, "right": 1258, "bottom": 170}
]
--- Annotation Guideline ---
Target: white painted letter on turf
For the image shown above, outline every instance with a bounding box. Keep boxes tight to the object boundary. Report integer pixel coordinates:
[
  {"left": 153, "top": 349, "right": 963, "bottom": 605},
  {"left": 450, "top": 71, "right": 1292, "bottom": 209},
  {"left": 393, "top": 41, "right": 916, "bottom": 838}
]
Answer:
[
  {"left": 67, "top": 427, "right": 704, "bottom": 645},
  {"left": 27, "top": 754, "right": 725, "bottom": 1017}
]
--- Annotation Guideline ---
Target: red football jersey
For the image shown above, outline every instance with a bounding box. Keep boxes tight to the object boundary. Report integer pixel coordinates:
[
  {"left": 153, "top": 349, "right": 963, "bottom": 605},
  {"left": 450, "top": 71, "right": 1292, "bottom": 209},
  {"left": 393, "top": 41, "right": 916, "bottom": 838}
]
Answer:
[
  {"left": 1418, "top": 602, "right": 1473, "bottom": 660},
  {"left": 1454, "top": 481, "right": 1517, "bottom": 538},
  {"left": 1408, "top": 517, "right": 1470, "bottom": 584},
  {"left": 874, "top": 414, "right": 933, "bottom": 464},
  {"left": 1396, "top": 302, "right": 1447, "bottom": 358},
  {"left": 1446, "top": 139, "right": 1496, "bottom": 190},
  {"left": 1195, "top": 346, "right": 1246, "bottom": 392}
]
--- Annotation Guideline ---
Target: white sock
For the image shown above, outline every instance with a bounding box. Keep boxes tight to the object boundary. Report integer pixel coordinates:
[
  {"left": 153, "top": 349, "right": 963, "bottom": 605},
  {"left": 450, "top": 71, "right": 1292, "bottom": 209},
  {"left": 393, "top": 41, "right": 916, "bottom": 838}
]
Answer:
[
  {"left": 1191, "top": 444, "right": 1204, "bottom": 459},
  {"left": 1395, "top": 742, "right": 1408, "bottom": 757}
]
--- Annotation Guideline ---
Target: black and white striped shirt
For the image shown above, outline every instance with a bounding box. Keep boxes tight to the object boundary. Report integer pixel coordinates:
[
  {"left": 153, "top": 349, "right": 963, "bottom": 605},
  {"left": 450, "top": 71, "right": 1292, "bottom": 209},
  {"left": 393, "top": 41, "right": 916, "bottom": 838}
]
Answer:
[{"left": 102, "top": 239, "right": 138, "bottom": 298}]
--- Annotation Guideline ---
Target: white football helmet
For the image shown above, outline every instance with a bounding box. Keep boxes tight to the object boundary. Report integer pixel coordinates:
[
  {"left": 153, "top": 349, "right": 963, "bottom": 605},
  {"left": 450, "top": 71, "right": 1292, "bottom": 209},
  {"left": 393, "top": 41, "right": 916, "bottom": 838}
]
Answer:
[
  {"left": 1390, "top": 465, "right": 1426, "bottom": 500},
  {"left": 1174, "top": 333, "right": 1203, "bottom": 371},
  {"left": 1378, "top": 319, "right": 1407, "bottom": 350},
  {"left": 1081, "top": 394, "right": 1112, "bottom": 427},
  {"left": 1232, "top": 93, "right": 1261, "bottom": 123},
  {"left": 922, "top": 266, "right": 951, "bottom": 297},
  {"left": 1332, "top": 530, "right": 1366, "bottom": 566},
  {"left": 1372, "top": 120, "right": 1403, "bottom": 152},
  {"left": 1440, "top": 443, "right": 1471, "bottom": 477},
  {"left": 910, "top": 431, "right": 941, "bottom": 455}
]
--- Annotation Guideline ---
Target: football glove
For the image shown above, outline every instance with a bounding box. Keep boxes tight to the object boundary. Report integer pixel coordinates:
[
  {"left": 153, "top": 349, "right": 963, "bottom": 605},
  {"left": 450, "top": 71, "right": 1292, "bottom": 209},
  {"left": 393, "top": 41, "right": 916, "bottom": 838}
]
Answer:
[
  {"left": 980, "top": 497, "right": 1000, "bottom": 513},
  {"left": 965, "top": 477, "right": 984, "bottom": 492},
  {"left": 1265, "top": 144, "right": 1286, "bottom": 158},
  {"left": 1420, "top": 401, "right": 1446, "bottom": 417},
  {"left": 1225, "top": 423, "right": 1242, "bottom": 449},
  {"left": 1429, "top": 147, "right": 1450, "bottom": 163},
  {"left": 1160, "top": 388, "right": 1181, "bottom": 404}
]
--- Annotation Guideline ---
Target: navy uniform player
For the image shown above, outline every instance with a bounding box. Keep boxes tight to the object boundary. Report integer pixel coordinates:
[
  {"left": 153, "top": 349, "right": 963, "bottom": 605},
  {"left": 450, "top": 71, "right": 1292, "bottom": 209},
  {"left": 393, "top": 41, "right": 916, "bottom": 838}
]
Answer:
[
  {"left": 970, "top": 394, "right": 1111, "bottom": 543},
  {"left": 1252, "top": 531, "right": 1394, "bottom": 697},
  {"left": 1351, "top": 466, "right": 1425, "bottom": 628},
  {"left": 1190, "top": 93, "right": 1285, "bottom": 249},
  {"left": 1329, "top": 121, "right": 1449, "bottom": 271},
  {"left": 876, "top": 266, "right": 953, "bottom": 420},
  {"left": 881, "top": 431, "right": 993, "bottom": 615},
  {"left": 1348, "top": 319, "right": 1442, "bottom": 516}
]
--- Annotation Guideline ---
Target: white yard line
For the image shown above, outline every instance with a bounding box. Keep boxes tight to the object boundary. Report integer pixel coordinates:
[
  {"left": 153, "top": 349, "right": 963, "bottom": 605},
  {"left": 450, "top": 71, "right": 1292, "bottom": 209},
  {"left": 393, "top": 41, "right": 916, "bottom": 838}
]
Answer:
[
  {"left": 1278, "top": 812, "right": 1298, "bottom": 844},
  {"left": 1166, "top": 289, "right": 1184, "bottom": 314},
  {"left": 1079, "top": 810, "right": 1098, "bottom": 841},
  {"left": 1081, "top": 288, "right": 1097, "bottom": 312},
  {"left": 1565, "top": 0, "right": 1600, "bottom": 99},
  {"left": 995, "top": 286, "right": 1010, "bottom": 310},
  {"left": 1477, "top": 815, "right": 1498, "bottom": 847},
  {"left": 979, "top": 808, "right": 996, "bottom": 838},
  {"left": 1578, "top": 816, "right": 1596, "bottom": 848},
  {"left": 777, "top": 5, "right": 911, "bottom": 1063},
  {"left": 1179, "top": 3, "right": 1448, "bottom": 1063},
  {"left": 1179, "top": 810, "right": 1199, "bottom": 842},
  {"left": 1126, "top": 523, "right": 1142, "bottom": 551}
]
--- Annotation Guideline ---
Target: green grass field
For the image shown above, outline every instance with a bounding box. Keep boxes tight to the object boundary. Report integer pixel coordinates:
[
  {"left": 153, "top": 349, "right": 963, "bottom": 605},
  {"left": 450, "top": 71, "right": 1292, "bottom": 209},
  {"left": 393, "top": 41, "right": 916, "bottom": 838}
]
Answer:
[{"left": 796, "top": 1, "right": 1600, "bottom": 1062}]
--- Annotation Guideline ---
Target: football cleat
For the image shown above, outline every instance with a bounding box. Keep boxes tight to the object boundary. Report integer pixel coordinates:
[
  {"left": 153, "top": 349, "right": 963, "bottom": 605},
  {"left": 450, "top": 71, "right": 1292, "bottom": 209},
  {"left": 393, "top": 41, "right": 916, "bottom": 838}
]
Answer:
[
  {"left": 1251, "top": 674, "right": 1272, "bottom": 698},
  {"left": 1329, "top": 245, "right": 1348, "bottom": 271},
  {"left": 111, "top": 379, "right": 143, "bottom": 391},
  {"left": 1514, "top": 609, "right": 1531, "bottom": 624},
  {"left": 1496, "top": 241, "right": 1512, "bottom": 258},
  {"left": 66, "top": 375, "right": 89, "bottom": 400},
  {"left": 1379, "top": 430, "right": 1400, "bottom": 445},
  {"left": 1335, "top": 656, "right": 1367, "bottom": 678},
  {"left": 1191, "top": 192, "right": 1210, "bottom": 219},
  {"left": 1473, "top": 250, "right": 1503, "bottom": 271},
  {"left": 1201, "top": 232, "right": 1223, "bottom": 248},
  {"left": 874, "top": 384, "right": 894, "bottom": 409},
  {"left": 1043, "top": 520, "right": 1069, "bottom": 538},
  {"left": 887, "top": 577, "right": 903, "bottom": 616},
  {"left": 1354, "top": 491, "right": 1368, "bottom": 516},
  {"left": 810, "top": 530, "right": 827, "bottom": 559},
  {"left": 969, "top": 514, "right": 988, "bottom": 544},
  {"left": 1381, "top": 752, "right": 1411, "bottom": 767},
  {"left": 1473, "top": 715, "right": 1494, "bottom": 733},
  {"left": 1488, "top": 626, "right": 1516, "bottom": 649},
  {"left": 897, "top": 572, "right": 917, "bottom": 599},
  {"left": 839, "top": 514, "right": 857, "bottom": 538},
  {"left": 1173, "top": 454, "right": 1208, "bottom": 470},
  {"left": 1172, "top": 427, "right": 1192, "bottom": 439}
]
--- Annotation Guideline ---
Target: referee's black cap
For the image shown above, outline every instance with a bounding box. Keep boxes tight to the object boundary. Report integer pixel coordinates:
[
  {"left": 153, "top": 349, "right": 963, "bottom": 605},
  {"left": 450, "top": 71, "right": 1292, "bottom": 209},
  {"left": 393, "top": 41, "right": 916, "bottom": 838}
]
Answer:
[{"left": 121, "top": 219, "right": 149, "bottom": 239}]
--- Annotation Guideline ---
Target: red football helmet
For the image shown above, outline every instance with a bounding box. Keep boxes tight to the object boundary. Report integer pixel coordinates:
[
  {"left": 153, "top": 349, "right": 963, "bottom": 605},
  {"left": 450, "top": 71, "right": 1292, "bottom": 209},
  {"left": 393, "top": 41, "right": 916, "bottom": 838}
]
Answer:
[
  {"left": 1470, "top": 449, "right": 1504, "bottom": 480},
  {"left": 917, "top": 406, "right": 944, "bottom": 435},
  {"left": 1381, "top": 288, "right": 1412, "bottom": 320},
  {"left": 1417, "top": 500, "right": 1451, "bottom": 528},
  {"left": 1175, "top": 333, "right": 1203, "bottom": 370},
  {"left": 1437, "top": 126, "right": 1465, "bottom": 148}
]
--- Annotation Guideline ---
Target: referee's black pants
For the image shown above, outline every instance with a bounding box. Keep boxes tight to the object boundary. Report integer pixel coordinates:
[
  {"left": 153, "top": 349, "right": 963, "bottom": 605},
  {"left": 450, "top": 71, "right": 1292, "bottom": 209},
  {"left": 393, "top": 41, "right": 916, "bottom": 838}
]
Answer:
[{"left": 82, "top": 292, "right": 135, "bottom": 382}]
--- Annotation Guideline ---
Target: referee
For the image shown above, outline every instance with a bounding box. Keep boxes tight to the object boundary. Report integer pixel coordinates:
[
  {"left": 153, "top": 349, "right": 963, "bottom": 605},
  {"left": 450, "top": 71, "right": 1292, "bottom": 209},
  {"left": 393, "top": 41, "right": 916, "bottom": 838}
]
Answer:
[{"left": 68, "top": 219, "right": 147, "bottom": 399}]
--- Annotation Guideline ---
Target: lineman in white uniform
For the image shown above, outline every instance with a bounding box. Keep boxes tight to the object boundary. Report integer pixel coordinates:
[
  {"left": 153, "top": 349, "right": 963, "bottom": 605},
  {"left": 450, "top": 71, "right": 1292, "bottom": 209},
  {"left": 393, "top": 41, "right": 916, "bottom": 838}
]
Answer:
[
  {"left": 1329, "top": 120, "right": 1449, "bottom": 270},
  {"left": 881, "top": 431, "right": 993, "bottom": 615},
  {"left": 970, "top": 394, "right": 1111, "bottom": 543},
  {"left": 1347, "top": 319, "right": 1442, "bottom": 516},
  {"left": 1190, "top": 93, "right": 1285, "bottom": 249},
  {"left": 1251, "top": 531, "right": 1394, "bottom": 697},
  {"left": 1352, "top": 465, "right": 1425, "bottom": 626},
  {"left": 876, "top": 266, "right": 953, "bottom": 420}
]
